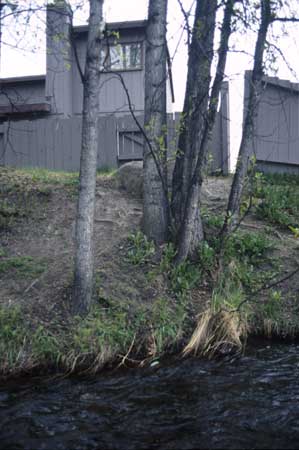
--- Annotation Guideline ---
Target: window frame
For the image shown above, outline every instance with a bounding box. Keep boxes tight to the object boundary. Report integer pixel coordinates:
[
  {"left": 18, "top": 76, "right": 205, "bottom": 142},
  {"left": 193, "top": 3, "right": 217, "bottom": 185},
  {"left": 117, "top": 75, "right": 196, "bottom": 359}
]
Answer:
[{"left": 100, "top": 41, "right": 143, "bottom": 73}]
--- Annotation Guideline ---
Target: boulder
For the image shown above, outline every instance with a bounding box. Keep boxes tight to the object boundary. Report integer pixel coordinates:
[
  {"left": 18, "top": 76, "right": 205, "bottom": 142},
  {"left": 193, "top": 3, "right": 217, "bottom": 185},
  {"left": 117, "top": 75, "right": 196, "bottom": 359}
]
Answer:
[{"left": 116, "top": 161, "right": 143, "bottom": 198}]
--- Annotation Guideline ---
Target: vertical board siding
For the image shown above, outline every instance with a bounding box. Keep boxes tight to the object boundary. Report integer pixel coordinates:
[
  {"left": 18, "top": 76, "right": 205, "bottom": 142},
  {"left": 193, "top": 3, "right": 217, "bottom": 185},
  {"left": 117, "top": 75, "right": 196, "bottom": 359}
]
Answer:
[
  {"left": 0, "top": 91, "right": 230, "bottom": 174},
  {"left": 245, "top": 73, "right": 299, "bottom": 171}
]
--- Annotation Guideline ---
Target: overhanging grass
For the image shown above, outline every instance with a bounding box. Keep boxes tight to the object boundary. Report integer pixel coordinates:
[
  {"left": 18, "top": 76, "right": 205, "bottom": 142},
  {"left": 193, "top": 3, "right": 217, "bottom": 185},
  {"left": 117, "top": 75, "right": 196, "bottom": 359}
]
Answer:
[{"left": 0, "top": 293, "right": 190, "bottom": 377}]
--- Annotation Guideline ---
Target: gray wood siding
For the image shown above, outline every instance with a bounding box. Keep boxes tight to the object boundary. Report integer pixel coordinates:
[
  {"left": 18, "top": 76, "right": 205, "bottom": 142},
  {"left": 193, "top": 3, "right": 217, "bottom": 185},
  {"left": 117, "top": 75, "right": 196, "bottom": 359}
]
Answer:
[
  {"left": 45, "top": 4, "right": 73, "bottom": 116},
  {"left": 244, "top": 72, "right": 299, "bottom": 171},
  {"left": 0, "top": 89, "right": 230, "bottom": 175},
  {"left": 0, "top": 81, "right": 46, "bottom": 107},
  {"left": 72, "top": 31, "right": 145, "bottom": 116}
]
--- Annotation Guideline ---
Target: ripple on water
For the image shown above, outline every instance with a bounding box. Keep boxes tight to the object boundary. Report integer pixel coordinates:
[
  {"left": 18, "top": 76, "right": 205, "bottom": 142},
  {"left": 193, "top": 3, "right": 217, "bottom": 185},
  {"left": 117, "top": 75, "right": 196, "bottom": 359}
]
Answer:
[{"left": 0, "top": 344, "right": 299, "bottom": 449}]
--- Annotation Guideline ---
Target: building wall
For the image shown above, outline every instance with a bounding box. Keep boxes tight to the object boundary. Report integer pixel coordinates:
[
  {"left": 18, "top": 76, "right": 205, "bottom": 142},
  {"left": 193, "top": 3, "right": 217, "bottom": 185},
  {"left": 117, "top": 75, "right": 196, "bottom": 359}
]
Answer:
[
  {"left": 45, "top": 2, "right": 73, "bottom": 116},
  {"left": 244, "top": 72, "right": 299, "bottom": 173},
  {"left": 71, "top": 28, "right": 146, "bottom": 116},
  {"left": 0, "top": 84, "right": 230, "bottom": 174},
  {"left": 0, "top": 79, "right": 46, "bottom": 108}
]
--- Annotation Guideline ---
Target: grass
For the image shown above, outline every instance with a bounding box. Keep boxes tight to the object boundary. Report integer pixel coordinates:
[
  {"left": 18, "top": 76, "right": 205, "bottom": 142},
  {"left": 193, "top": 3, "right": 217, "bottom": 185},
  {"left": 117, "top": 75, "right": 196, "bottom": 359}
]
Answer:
[
  {"left": 0, "top": 255, "right": 47, "bottom": 278},
  {"left": 0, "top": 166, "right": 118, "bottom": 231},
  {"left": 0, "top": 292, "right": 190, "bottom": 377},
  {"left": 0, "top": 166, "right": 298, "bottom": 376},
  {"left": 252, "top": 172, "right": 299, "bottom": 228},
  {"left": 97, "top": 167, "right": 117, "bottom": 177},
  {"left": 0, "top": 306, "right": 29, "bottom": 373},
  {"left": 125, "top": 229, "right": 274, "bottom": 359},
  {"left": 127, "top": 231, "right": 155, "bottom": 265},
  {"left": 0, "top": 166, "right": 115, "bottom": 191},
  {"left": 182, "top": 309, "right": 245, "bottom": 359},
  {"left": 181, "top": 223, "right": 287, "bottom": 357},
  {"left": 0, "top": 167, "right": 79, "bottom": 191}
]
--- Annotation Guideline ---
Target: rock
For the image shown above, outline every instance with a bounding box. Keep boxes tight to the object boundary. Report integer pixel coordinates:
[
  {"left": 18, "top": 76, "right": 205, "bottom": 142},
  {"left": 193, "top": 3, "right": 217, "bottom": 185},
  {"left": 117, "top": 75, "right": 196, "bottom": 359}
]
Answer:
[{"left": 115, "top": 161, "right": 143, "bottom": 198}]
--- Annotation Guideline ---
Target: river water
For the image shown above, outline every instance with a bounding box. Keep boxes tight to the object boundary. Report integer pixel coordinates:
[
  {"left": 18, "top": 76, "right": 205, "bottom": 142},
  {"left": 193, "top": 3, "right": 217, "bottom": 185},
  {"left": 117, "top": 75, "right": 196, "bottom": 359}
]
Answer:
[{"left": 0, "top": 342, "right": 299, "bottom": 450}]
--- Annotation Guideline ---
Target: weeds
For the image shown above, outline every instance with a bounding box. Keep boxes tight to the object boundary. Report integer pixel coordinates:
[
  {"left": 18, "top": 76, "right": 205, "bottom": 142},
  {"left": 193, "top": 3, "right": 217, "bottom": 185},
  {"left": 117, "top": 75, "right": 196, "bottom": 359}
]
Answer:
[
  {"left": 183, "top": 309, "right": 245, "bottom": 358},
  {"left": 226, "top": 230, "right": 272, "bottom": 263},
  {"left": 31, "top": 326, "right": 62, "bottom": 363},
  {"left": 0, "top": 199, "right": 27, "bottom": 230},
  {"left": 11, "top": 168, "right": 79, "bottom": 187},
  {"left": 0, "top": 255, "right": 47, "bottom": 278},
  {"left": 252, "top": 172, "right": 299, "bottom": 228},
  {"left": 127, "top": 231, "right": 155, "bottom": 265},
  {"left": 169, "top": 261, "right": 201, "bottom": 295},
  {"left": 151, "top": 297, "right": 187, "bottom": 354},
  {"left": 0, "top": 306, "right": 28, "bottom": 371},
  {"left": 97, "top": 167, "right": 117, "bottom": 177}
]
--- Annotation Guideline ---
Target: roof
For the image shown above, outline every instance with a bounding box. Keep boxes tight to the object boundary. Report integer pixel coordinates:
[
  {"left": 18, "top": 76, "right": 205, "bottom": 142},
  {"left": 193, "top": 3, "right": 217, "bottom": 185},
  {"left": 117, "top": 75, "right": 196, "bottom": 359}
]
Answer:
[
  {"left": 73, "top": 20, "right": 147, "bottom": 35},
  {"left": 0, "top": 102, "right": 51, "bottom": 116},
  {"left": 245, "top": 71, "right": 299, "bottom": 93},
  {"left": 0, "top": 75, "right": 45, "bottom": 84}
]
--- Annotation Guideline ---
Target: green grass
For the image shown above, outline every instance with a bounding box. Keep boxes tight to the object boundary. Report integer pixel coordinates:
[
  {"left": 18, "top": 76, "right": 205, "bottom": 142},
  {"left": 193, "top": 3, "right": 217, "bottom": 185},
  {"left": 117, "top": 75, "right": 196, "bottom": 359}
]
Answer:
[
  {"left": 97, "top": 167, "right": 117, "bottom": 177},
  {"left": 252, "top": 172, "right": 299, "bottom": 228},
  {"left": 0, "top": 306, "right": 28, "bottom": 370},
  {"left": 0, "top": 292, "right": 191, "bottom": 376},
  {"left": 10, "top": 167, "right": 80, "bottom": 187},
  {"left": 12, "top": 166, "right": 116, "bottom": 186},
  {"left": 0, "top": 255, "right": 47, "bottom": 278},
  {"left": 127, "top": 231, "right": 155, "bottom": 265},
  {"left": 0, "top": 166, "right": 116, "bottom": 196}
]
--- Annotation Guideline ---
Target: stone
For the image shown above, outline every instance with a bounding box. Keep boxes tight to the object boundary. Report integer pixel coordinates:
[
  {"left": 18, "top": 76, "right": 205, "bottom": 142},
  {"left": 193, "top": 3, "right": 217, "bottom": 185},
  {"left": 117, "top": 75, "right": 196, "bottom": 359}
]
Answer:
[{"left": 116, "top": 161, "right": 143, "bottom": 198}]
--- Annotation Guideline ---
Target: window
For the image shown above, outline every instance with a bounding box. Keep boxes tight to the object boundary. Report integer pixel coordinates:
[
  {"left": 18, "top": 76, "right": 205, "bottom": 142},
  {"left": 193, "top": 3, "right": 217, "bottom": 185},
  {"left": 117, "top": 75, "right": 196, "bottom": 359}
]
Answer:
[{"left": 101, "top": 43, "right": 142, "bottom": 71}]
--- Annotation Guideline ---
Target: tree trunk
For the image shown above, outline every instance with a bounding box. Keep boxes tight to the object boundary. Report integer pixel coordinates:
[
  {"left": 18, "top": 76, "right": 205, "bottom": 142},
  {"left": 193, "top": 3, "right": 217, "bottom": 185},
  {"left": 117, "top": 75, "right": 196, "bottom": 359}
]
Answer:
[
  {"left": 143, "top": 0, "right": 169, "bottom": 244},
  {"left": 173, "top": 0, "right": 234, "bottom": 263},
  {"left": 222, "top": 0, "right": 272, "bottom": 237},
  {"left": 171, "top": 0, "right": 217, "bottom": 250},
  {"left": 72, "top": 0, "right": 104, "bottom": 315}
]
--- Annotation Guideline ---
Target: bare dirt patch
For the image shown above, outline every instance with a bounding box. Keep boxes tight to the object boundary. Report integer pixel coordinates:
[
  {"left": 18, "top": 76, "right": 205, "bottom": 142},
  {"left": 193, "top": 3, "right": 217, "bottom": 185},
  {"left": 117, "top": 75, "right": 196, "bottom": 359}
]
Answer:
[{"left": 0, "top": 175, "right": 147, "bottom": 326}]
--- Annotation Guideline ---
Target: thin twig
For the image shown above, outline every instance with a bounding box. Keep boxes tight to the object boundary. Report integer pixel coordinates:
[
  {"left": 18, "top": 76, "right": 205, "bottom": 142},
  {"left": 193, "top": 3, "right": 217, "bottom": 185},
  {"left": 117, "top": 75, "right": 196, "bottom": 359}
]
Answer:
[
  {"left": 235, "top": 265, "right": 299, "bottom": 312},
  {"left": 116, "top": 334, "right": 136, "bottom": 369}
]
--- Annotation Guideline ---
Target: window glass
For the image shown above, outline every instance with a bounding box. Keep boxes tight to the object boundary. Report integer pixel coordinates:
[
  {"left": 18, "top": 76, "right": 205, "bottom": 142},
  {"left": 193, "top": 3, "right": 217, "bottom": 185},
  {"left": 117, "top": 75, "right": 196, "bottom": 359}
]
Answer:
[
  {"left": 110, "top": 45, "right": 123, "bottom": 70},
  {"left": 101, "top": 43, "right": 142, "bottom": 71},
  {"left": 127, "top": 43, "right": 141, "bottom": 69},
  {"left": 100, "top": 48, "right": 109, "bottom": 70}
]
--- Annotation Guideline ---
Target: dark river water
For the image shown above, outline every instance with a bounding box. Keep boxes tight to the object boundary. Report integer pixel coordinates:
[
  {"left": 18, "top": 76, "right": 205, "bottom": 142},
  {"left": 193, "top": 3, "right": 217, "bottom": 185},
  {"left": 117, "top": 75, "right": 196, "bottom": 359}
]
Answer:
[{"left": 1, "top": 342, "right": 299, "bottom": 450}]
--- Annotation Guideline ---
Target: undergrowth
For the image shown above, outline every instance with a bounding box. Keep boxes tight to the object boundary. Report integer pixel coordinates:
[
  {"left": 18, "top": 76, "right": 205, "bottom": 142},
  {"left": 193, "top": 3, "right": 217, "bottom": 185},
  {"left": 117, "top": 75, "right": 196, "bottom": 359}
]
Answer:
[
  {"left": 0, "top": 168, "right": 298, "bottom": 375},
  {"left": 0, "top": 255, "right": 47, "bottom": 277},
  {"left": 252, "top": 172, "right": 299, "bottom": 228}
]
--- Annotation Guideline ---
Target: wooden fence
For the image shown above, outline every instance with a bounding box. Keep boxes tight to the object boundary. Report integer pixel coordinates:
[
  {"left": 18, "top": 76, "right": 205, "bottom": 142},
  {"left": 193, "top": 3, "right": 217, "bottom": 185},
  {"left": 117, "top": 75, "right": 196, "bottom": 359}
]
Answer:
[{"left": 0, "top": 82, "right": 230, "bottom": 174}]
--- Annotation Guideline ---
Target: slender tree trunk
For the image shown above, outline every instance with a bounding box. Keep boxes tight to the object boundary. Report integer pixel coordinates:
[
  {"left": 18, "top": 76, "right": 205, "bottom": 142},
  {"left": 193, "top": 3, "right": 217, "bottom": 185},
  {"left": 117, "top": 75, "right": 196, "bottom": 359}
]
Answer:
[
  {"left": 221, "top": 0, "right": 272, "bottom": 237},
  {"left": 143, "top": 0, "right": 169, "bottom": 244},
  {"left": 72, "top": 0, "right": 104, "bottom": 315},
  {"left": 171, "top": 0, "right": 217, "bottom": 254},
  {"left": 174, "top": 0, "right": 235, "bottom": 263}
]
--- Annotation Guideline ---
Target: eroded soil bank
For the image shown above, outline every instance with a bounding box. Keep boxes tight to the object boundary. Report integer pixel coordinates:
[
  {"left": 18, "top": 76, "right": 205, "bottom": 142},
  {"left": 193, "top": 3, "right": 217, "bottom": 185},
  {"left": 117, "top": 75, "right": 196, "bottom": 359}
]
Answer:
[{"left": 0, "top": 166, "right": 298, "bottom": 378}]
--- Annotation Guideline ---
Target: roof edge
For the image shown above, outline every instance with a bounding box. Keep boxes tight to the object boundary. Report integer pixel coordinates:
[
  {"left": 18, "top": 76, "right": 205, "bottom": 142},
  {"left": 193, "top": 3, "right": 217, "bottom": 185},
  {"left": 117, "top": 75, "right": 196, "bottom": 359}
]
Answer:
[
  {"left": 0, "top": 75, "right": 46, "bottom": 84},
  {"left": 73, "top": 20, "right": 147, "bottom": 35}
]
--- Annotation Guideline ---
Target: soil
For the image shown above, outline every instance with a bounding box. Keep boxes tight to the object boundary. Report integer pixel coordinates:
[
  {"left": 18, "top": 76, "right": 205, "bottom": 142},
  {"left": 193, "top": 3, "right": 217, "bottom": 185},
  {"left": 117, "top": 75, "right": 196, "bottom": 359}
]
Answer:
[{"left": 0, "top": 170, "right": 298, "bottom": 334}]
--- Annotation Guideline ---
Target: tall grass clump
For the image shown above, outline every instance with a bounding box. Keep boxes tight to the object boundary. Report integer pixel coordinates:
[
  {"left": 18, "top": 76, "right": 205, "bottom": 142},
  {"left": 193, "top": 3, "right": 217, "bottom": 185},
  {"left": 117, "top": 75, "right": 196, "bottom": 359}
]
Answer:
[
  {"left": 0, "top": 306, "right": 29, "bottom": 374},
  {"left": 252, "top": 172, "right": 299, "bottom": 228},
  {"left": 183, "top": 228, "right": 275, "bottom": 358}
]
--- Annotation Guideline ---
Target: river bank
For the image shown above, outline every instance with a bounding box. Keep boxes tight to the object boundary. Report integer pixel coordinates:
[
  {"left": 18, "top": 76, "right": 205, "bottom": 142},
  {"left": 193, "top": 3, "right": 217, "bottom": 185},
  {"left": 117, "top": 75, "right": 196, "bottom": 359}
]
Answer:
[{"left": 0, "top": 166, "right": 298, "bottom": 379}]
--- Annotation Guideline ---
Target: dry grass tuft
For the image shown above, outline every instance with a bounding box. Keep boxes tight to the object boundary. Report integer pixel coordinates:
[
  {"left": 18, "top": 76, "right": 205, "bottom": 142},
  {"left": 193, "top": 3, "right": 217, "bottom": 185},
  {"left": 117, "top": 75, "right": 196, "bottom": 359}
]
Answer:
[{"left": 182, "top": 308, "right": 247, "bottom": 359}]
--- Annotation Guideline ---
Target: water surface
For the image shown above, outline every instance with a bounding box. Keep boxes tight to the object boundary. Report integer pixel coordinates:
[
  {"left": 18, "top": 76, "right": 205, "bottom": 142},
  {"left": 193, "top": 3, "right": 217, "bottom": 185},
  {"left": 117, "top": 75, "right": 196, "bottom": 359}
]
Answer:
[{"left": 0, "top": 343, "right": 299, "bottom": 449}]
